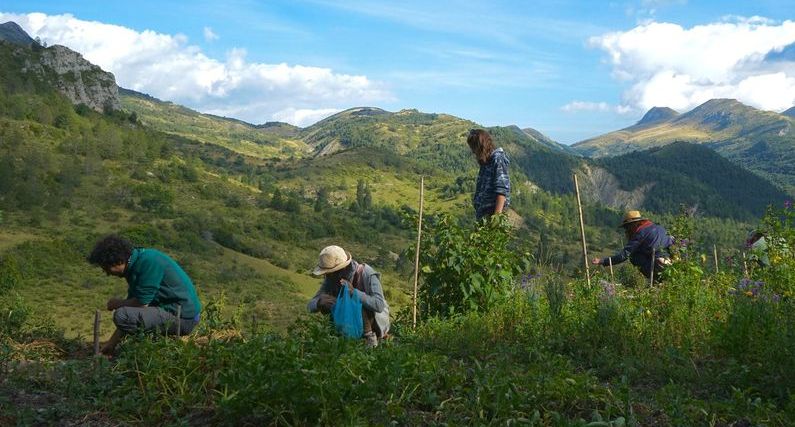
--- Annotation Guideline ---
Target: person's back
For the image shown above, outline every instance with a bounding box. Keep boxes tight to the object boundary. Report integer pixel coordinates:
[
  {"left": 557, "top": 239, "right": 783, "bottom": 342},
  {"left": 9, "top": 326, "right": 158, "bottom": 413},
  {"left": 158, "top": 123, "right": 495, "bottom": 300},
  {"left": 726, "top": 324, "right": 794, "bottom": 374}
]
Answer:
[
  {"left": 125, "top": 248, "right": 201, "bottom": 319},
  {"left": 628, "top": 222, "right": 673, "bottom": 277}
]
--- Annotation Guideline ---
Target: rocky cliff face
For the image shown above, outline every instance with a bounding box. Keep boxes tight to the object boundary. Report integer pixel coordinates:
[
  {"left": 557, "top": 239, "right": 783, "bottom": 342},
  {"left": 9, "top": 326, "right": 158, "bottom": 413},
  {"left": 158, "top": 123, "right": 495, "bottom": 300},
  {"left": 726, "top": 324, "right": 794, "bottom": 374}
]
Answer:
[
  {"left": 32, "top": 44, "right": 121, "bottom": 112},
  {"left": 1, "top": 21, "right": 121, "bottom": 113},
  {"left": 578, "top": 165, "right": 651, "bottom": 210}
]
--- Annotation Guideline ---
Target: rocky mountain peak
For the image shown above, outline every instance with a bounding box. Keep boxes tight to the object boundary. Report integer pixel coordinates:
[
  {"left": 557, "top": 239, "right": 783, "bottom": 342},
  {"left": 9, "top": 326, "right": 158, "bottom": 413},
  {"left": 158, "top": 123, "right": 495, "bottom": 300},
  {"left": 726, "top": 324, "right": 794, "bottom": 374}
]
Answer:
[
  {"left": 4, "top": 21, "right": 120, "bottom": 113},
  {"left": 783, "top": 106, "right": 795, "bottom": 118},
  {"left": 0, "top": 21, "right": 36, "bottom": 46},
  {"left": 636, "top": 106, "right": 679, "bottom": 126}
]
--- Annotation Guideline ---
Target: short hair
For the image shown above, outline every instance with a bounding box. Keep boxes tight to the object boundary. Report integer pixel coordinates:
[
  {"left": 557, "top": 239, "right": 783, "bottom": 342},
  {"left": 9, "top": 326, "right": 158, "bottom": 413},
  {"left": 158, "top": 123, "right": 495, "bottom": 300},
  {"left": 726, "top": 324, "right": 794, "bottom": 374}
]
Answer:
[{"left": 88, "top": 235, "right": 134, "bottom": 268}]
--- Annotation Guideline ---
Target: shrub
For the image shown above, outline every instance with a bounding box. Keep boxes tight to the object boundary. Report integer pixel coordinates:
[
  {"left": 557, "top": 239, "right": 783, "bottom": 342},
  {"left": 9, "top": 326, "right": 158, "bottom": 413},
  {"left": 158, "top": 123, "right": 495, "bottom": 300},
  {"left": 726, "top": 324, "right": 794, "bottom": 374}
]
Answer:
[
  {"left": 134, "top": 182, "right": 174, "bottom": 214},
  {"left": 418, "top": 214, "right": 530, "bottom": 317}
]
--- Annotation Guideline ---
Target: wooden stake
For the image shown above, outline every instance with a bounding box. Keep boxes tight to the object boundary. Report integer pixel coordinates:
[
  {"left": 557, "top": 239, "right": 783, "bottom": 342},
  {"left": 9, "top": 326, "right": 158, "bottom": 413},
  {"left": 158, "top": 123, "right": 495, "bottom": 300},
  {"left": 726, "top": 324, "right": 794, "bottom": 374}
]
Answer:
[
  {"left": 412, "top": 176, "right": 424, "bottom": 329},
  {"left": 608, "top": 257, "right": 614, "bottom": 283},
  {"left": 573, "top": 174, "right": 591, "bottom": 288},
  {"left": 742, "top": 251, "right": 749, "bottom": 278},
  {"left": 176, "top": 305, "right": 182, "bottom": 338},
  {"left": 713, "top": 245, "right": 719, "bottom": 274},
  {"left": 93, "top": 310, "right": 101, "bottom": 356}
]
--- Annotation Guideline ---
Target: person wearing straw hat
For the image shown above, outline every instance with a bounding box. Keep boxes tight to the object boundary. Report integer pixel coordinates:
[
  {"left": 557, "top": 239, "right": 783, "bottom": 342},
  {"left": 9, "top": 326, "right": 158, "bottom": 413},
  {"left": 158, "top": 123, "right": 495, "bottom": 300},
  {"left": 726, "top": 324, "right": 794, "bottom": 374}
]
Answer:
[
  {"left": 591, "top": 210, "right": 674, "bottom": 280},
  {"left": 308, "top": 245, "right": 390, "bottom": 347}
]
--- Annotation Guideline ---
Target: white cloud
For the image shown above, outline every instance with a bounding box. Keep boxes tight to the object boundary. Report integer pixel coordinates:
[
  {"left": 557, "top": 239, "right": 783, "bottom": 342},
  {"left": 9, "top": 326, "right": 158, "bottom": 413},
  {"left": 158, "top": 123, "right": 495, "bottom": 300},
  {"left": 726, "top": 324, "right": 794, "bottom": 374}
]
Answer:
[
  {"left": 591, "top": 19, "right": 795, "bottom": 113},
  {"left": 0, "top": 12, "right": 391, "bottom": 126},
  {"left": 203, "top": 26, "right": 218, "bottom": 42},
  {"left": 561, "top": 101, "right": 633, "bottom": 114},
  {"left": 271, "top": 108, "right": 341, "bottom": 127},
  {"left": 562, "top": 101, "right": 611, "bottom": 112}
]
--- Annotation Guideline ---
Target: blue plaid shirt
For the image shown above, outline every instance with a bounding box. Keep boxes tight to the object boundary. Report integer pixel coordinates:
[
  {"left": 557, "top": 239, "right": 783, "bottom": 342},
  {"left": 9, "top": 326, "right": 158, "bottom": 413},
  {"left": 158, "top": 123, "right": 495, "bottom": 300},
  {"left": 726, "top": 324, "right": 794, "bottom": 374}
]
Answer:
[{"left": 473, "top": 147, "right": 511, "bottom": 220}]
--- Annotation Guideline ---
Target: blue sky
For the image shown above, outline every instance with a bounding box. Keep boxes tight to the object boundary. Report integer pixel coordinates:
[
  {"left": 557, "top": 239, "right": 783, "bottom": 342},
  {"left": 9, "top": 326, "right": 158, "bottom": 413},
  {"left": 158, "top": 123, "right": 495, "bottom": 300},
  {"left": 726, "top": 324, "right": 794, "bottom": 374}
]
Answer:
[{"left": 2, "top": 1, "right": 795, "bottom": 143}]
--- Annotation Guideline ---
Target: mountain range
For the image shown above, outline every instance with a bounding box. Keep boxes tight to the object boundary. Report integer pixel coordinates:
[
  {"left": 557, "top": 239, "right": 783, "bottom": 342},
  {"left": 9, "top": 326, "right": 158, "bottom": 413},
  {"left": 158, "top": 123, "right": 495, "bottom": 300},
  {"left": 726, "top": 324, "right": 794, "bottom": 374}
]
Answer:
[
  {"left": 2, "top": 20, "right": 791, "bottom": 222},
  {"left": 573, "top": 99, "right": 795, "bottom": 193}
]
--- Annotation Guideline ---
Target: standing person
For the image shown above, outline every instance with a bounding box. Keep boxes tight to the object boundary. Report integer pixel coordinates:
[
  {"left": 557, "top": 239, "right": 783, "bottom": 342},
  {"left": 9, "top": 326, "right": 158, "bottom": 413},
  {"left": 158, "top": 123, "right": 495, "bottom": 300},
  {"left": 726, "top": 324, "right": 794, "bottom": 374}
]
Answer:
[
  {"left": 308, "top": 245, "right": 389, "bottom": 347},
  {"left": 467, "top": 129, "right": 511, "bottom": 221},
  {"left": 591, "top": 211, "right": 674, "bottom": 280},
  {"left": 87, "top": 235, "right": 202, "bottom": 355}
]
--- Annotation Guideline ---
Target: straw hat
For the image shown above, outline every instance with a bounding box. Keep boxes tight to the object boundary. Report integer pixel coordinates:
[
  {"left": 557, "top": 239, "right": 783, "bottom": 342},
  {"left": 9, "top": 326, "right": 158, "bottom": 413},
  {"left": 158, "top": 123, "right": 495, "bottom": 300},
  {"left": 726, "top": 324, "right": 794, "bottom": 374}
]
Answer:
[
  {"left": 312, "top": 245, "right": 352, "bottom": 276},
  {"left": 619, "top": 210, "right": 646, "bottom": 227}
]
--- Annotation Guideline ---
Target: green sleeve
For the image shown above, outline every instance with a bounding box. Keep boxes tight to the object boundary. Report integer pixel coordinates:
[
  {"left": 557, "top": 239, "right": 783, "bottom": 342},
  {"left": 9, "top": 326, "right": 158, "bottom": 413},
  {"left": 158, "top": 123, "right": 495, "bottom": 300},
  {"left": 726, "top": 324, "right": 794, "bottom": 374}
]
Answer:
[{"left": 130, "top": 258, "right": 164, "bottom": 305}]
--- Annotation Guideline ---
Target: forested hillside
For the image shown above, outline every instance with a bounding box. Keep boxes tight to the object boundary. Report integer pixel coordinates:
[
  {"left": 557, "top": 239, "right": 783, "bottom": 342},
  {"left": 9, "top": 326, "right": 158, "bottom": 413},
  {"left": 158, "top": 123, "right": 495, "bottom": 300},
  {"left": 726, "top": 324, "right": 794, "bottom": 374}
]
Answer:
[{"left": 595, "top": 142, "right": 789, "bottom": 221}]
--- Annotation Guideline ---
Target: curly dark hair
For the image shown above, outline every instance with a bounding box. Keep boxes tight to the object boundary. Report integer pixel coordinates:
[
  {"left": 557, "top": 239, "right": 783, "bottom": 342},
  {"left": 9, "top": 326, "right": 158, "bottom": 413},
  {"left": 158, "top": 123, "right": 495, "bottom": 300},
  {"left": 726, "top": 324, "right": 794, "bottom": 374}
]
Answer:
[{"left": 88, "top": 235, "right": 134, "bottom": 268}]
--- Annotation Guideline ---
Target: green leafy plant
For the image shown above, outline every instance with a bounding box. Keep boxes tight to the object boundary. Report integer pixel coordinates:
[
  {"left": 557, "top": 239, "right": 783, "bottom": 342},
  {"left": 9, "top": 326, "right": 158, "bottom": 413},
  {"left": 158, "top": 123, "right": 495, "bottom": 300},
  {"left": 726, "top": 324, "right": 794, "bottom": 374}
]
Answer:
[{"left": 418, "top": 214, "right": 530, "bottom": 317}]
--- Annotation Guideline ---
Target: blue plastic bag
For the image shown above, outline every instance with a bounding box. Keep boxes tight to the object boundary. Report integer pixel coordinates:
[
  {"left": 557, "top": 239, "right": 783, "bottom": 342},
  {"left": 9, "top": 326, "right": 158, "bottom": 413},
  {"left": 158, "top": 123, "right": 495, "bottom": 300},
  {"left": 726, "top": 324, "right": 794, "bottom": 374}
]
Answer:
[{"left": 332, "top": 286, "right": 363, "bottom": 338}]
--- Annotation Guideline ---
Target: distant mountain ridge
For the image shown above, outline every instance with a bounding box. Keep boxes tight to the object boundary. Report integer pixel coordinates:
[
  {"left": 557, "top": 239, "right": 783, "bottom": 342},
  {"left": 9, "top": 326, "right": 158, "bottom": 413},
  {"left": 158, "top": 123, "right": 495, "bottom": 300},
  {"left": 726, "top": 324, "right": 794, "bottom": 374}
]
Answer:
[
  {"left": 118, "top": 87, "right": 789, "bottom": 219},
  {"left": 573, "top": 99, "right": 795, "bottom": 193},
  {"left": 9, "top": 28, "right": 775, "bottom": 219}
]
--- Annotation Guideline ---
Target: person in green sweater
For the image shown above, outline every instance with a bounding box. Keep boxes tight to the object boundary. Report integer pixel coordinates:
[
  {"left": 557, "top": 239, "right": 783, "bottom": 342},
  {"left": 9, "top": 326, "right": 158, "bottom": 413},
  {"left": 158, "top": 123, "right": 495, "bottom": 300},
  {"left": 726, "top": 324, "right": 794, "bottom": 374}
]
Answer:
[{"left": 88, "top": 235, "right": 202, "bottom": 355}]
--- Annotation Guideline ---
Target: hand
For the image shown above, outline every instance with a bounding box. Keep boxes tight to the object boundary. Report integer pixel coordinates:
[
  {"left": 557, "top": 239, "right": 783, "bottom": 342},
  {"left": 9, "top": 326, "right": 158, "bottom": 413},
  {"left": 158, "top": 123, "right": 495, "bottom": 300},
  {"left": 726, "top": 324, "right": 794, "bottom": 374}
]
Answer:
[
  {"left": 99, "top": 341, "right": 115, "bottom": 356},
  {"left": 106, "top": 297, "right": 124, "bottom": 311},
  {"left": 317, "top": 294, "right": 336, "bottom": 314},
  {"left": 591, "top": 257, "right": 602, "bottom": 265},
  {"left": 340, "top": 279, "right": 354, "bottom": 295}
]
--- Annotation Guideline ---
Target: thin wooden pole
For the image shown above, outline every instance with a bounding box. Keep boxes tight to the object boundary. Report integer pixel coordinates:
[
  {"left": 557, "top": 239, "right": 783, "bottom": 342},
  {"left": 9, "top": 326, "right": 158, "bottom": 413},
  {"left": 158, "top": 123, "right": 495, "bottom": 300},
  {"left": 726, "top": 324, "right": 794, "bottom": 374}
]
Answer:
[
  {"left": 742, "top": 251, "right": 749, "bottom": 277},
  {"left": 412, "top": 177, "right": 424, "bottom": 329},
  {"left": 713, "top": 245, "right": 719, "bottom": 274},
  {"left": 649, "top": 249, "right": 656, "bottom": 287},
  {"left": 608, "top": 257, "right": 614, "bottom": 283},
  {"left": 573, "top": 174, "right": 591, "bottom": 288},
  {"left": 93, "top": 310, "right": 101, "bottom": 356},
  {"left": 176, "top": 305, "right": 182, "bottom": 338}
]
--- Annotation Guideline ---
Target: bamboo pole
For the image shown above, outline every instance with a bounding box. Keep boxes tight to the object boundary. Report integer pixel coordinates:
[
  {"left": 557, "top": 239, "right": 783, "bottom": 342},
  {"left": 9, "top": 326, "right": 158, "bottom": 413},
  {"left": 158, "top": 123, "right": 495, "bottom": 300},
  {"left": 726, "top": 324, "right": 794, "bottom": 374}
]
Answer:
[
  {"left": 713, "top": 245, "right": 719, "bottom": 274},
  {"left": 93, "top": 310, "right": 101, "bottom": 356},
  {"left": 573, "top": 174, "right": 591, "bottom": 288},
  {"left": 176, "top": 305, "right": 182, "bottom": 338},
  {"left": 649, "top": 249, "right": 656, "bottom": 287},
  {"left": 412, "top": 177, "right": 424, "bottom": 329}
]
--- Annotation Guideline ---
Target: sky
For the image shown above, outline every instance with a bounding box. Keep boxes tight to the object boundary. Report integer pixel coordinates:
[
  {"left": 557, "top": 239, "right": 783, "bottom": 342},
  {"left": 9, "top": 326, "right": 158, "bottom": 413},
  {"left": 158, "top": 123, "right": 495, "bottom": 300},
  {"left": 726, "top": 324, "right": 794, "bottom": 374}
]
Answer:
[{"left": 2, "top": 0, "right": 795, "bottom": 143}]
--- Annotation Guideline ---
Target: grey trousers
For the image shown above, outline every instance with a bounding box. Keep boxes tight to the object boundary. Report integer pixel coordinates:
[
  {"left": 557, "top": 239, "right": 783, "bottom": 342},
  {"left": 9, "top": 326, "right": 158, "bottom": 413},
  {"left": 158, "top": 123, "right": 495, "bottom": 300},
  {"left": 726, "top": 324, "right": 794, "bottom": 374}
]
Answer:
[{"left": 113, "top": 306, "right": 197, "bottom": 335}]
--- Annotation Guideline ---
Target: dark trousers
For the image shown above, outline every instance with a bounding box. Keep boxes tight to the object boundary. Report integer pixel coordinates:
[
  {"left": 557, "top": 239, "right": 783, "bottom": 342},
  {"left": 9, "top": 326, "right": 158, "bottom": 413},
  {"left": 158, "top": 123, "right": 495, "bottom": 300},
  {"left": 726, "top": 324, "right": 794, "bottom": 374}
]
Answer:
[{"left": 113, "top": 306, "right": 197, "bottom": 335}]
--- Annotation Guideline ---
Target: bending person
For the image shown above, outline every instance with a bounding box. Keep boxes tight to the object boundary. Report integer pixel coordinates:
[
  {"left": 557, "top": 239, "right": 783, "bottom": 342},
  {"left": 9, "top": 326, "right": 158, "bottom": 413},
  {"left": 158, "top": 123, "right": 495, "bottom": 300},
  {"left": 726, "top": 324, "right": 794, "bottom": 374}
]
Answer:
[
  {"left": 88, "top": 235, "right": 202, "bottom": 355},
  {"left": 308, "top": 245, "right": 390, "bottom": 347},
  {"left": 592, "top": 210, "right": 673, "bottom": 280}
]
